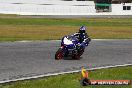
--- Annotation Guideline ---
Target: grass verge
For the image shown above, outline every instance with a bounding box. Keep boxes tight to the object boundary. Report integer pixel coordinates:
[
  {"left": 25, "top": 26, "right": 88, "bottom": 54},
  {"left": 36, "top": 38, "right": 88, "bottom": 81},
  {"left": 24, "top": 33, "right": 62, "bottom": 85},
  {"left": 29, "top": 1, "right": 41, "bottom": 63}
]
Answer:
[
  {"left": 0, "top": 66, "right": 132, "bottom": 88},
  {"left": 0, "top": 16, "right": 132, "bottom": 41}
]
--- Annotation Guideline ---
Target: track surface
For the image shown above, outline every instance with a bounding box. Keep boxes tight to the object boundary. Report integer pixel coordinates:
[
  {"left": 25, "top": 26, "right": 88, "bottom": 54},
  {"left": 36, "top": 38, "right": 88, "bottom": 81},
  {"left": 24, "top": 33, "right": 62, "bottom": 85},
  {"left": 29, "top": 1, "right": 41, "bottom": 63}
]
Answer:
[{"left": 0, "top": 40, "right": 132, "bottom": 81}]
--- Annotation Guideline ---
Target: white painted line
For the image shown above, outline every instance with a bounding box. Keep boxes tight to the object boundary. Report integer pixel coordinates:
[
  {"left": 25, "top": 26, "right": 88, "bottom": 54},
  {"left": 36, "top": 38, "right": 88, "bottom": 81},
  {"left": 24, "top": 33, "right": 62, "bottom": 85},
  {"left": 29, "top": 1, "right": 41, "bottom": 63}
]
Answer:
[
  {"left": 14, "top": 39, "right": 132, "bottom": 43},
  {"left": 92, "top": 39, "right": 132, "bottom": 41},
  {"left": 0, "top": 64, "right": 131, "bottom": 84},
  {"left": 16, "top": 40, "right": 60, "bottom": 43},
  {"left": 17, "top": 40, "right": 33, "bottom": 42}
]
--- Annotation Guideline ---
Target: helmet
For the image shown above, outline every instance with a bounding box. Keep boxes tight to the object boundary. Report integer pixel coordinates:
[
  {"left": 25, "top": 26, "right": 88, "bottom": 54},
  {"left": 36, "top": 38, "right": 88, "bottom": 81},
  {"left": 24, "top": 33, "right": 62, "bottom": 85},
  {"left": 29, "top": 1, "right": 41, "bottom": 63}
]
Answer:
[{"left": 79, "top": 26, "right": 86, "bottom": 33}]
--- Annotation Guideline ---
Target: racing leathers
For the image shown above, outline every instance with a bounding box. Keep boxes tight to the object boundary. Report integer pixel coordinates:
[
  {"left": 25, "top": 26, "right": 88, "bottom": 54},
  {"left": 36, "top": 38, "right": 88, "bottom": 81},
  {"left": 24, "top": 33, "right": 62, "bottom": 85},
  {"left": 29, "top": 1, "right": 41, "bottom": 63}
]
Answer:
[{"left": 74, "top": 32, "right": 91, "bottom": 49}]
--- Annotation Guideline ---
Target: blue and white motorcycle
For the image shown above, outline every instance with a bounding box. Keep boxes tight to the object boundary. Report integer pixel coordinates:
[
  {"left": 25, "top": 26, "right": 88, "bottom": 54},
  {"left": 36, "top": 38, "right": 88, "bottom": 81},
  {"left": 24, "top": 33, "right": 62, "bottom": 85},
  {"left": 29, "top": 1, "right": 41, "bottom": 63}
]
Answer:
[{"left": 55, "top": 35, "right": 90, "bottom": 60}]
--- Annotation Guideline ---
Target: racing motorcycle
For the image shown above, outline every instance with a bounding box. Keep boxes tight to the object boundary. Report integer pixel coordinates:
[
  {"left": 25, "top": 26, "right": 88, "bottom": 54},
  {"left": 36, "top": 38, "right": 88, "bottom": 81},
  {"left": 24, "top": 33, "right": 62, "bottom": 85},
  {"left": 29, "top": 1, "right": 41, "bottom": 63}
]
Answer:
[{"left": 55, "top": 35, "right": 90, "bottom": 60}]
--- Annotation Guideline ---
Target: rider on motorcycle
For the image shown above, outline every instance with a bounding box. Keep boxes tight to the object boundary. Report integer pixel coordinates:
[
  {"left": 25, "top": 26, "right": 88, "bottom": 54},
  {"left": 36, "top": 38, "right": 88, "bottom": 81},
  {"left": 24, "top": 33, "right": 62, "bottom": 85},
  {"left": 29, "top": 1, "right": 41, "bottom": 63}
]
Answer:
[
  {"left": 55, "top": 26, "right": 91, "bottom": 60},
  {"left": 74, "top": 26, "right": 91, "bottom": 48}
]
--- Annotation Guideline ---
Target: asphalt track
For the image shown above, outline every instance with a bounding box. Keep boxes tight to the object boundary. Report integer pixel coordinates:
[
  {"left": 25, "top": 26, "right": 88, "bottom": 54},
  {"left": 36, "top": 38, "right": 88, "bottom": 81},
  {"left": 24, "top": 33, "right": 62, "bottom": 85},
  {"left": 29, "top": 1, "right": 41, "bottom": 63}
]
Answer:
[{"left": 0, "top": 40, "right": 132, "bottom": 82}]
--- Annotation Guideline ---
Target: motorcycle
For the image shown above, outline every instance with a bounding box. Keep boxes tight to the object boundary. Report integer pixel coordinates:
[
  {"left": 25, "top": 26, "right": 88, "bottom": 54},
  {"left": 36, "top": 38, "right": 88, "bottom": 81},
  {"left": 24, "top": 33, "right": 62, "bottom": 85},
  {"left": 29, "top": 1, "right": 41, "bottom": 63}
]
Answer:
[{"left": 55, "top": 34, "right": 90, "bottom": 60}]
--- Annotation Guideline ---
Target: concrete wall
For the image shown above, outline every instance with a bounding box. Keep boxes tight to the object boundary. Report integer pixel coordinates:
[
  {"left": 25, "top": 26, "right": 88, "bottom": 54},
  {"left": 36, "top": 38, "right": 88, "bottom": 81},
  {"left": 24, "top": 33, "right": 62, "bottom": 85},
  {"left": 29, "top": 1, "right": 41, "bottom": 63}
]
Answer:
[
  {"left": 0, "top": 1, "right": 96, "bottom": 15},
  {"left": 0, "top": 0, "right": 131, "bottom": 15},
  {"left": 112, "top": 3, "right": 132, "bottom": 15}
]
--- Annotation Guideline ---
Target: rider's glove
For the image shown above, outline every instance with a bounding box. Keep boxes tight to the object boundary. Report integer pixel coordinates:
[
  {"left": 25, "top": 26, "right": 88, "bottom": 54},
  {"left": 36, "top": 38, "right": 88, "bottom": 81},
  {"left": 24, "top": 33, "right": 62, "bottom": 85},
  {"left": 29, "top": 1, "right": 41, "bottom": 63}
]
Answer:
[
  {"left": 80, "top": 42, "right": 85, "bottom": 49},
  {"left": 76, "top": 43, "right": 81, "bottom": 49}
]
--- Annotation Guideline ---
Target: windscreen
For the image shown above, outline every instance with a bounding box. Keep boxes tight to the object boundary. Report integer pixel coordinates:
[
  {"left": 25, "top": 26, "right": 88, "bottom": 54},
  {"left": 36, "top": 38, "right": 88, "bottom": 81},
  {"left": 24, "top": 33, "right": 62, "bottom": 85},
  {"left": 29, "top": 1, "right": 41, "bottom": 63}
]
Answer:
[{"left": 67, "top": 35, "right": 78, "bottom": 41}]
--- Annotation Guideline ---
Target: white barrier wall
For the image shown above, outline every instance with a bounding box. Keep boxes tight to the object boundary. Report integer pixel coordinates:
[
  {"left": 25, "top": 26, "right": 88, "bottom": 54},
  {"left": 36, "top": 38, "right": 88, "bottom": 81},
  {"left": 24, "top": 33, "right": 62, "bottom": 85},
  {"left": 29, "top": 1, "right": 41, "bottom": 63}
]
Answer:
[
  {"left": 0, "top": 1, "right": 96, "bottom": 15},
  {"left": 0, "top": 0, "right": 94, "bottom": 6},
  {"left": 0, "top": 0, "right": 132, "bottom": 15},
  {"left": 112, "top": 3, "right": 132, "bottom": 15}
]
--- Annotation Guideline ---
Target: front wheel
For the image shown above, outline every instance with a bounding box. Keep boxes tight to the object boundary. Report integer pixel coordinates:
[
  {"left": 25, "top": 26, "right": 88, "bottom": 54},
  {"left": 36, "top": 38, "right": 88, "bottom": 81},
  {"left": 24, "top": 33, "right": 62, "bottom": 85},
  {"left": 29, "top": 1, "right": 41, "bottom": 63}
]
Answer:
[{"left": 55, "top": 48, "right": 63, "bottom": 60}]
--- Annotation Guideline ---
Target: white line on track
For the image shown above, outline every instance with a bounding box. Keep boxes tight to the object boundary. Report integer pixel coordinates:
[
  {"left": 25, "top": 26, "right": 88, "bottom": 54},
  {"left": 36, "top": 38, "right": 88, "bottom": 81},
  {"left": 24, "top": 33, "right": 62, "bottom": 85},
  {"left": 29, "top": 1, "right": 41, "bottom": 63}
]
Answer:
[
  {"left": 15, "top": 39, "right": 132, "bottom": 43},
  {"left": 17, "top": 40, "right": 38, "bottom": 42},
  {"left": 0, "top": 64, "right": 132, "bottom": 84}
]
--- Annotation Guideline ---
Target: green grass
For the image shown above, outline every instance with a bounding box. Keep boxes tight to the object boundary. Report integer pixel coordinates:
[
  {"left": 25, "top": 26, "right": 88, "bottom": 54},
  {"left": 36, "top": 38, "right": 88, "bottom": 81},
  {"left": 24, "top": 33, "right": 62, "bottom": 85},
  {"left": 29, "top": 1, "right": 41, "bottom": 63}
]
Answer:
[
  {"left": 0, "top": 18, "right": 132, "bottom": 27},
  {"left": 0, "top": 66, "right": 132, "bottom": 88},
  {"left": 0, "top": 15, "right": 132, "bottom": 41}
]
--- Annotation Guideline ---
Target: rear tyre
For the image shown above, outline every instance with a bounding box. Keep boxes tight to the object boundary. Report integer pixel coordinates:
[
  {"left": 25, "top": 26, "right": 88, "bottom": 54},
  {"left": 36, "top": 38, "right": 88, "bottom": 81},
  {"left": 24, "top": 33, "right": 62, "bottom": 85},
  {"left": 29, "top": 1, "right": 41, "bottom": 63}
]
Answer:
[
  {"left": 78, "top": 48, "right": 84, "bottom": 56},
  {"left": 72, "top": 53, "right": 80, "bottom": 60},
  {"left": 55, "top": 48, "right": 63, "bottom": 60}
]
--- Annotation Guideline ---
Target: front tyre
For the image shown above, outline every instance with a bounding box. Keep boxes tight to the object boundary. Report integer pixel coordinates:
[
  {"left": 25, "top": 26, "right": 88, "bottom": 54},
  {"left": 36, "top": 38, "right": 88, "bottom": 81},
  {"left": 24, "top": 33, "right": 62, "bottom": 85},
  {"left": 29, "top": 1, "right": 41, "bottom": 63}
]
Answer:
[{"left": 55, "top": 48, "right": 63, "bottom": 60}]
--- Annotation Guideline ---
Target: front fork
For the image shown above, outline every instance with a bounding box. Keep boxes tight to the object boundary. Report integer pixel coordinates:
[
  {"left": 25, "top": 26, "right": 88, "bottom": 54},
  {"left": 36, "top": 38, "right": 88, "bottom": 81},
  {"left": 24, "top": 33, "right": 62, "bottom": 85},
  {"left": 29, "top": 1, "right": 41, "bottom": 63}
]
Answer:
[{"left": 60, "top": 46, "right": 68, "bottom": 57}]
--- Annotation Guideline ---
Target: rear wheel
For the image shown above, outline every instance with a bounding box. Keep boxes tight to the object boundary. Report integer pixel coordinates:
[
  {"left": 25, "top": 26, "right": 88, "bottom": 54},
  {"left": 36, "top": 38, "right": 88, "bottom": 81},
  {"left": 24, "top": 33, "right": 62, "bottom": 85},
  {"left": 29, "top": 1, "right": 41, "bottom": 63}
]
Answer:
[
  {"left": 55, "top": 48, "right": 63, "bottom": 60},
  {"left": 78, "top": 48, "right": 84, "bottom": 56},
  {"left": 72, "top": 53, "right": 80, "bottom": 59}
]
